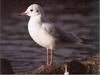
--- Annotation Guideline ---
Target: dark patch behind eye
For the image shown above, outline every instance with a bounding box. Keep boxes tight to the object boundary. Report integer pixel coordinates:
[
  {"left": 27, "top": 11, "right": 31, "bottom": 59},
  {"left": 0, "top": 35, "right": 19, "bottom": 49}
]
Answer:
[{"left": 36, "top": 10, "right": 39, "bottom": 12}]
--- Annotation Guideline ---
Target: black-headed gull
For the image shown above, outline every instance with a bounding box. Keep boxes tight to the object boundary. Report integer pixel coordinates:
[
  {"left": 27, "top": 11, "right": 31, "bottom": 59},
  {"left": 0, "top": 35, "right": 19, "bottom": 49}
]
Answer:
[{"left": 20, "top": 4, "right": 83, "bottom": 66}]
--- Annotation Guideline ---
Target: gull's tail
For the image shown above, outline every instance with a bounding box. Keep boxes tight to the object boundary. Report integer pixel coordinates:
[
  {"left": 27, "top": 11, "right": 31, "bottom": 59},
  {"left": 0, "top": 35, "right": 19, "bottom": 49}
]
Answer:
[
  {"left": 65, "top": 37, "right": 95, "bottom": 48},
  {"left": 65, "top": 42, "right": 94, "bottom": 49},
  {"left": 78, "top": 37, "right": 95, "bottom": 48},
  {"left": 64, "top": 32, "right": 95, "bottom": 48},
  {"left": 76, "top": 42, "right": 94, "bottom": 48},
  {"left": 80, "top": 37, "right": 94, "bottom": 44}
]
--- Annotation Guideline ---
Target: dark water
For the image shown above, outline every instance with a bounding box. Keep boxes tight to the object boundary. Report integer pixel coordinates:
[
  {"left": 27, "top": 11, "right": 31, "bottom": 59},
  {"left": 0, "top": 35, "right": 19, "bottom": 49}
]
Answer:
[{"left": 0, "top": 0, "right": 98, "bottom": 73}]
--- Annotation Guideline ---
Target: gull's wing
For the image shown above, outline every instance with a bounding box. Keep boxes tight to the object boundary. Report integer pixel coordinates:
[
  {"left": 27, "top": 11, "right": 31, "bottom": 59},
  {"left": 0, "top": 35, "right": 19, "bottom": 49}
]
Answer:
[{"left": 42, "top": 22, "right": 82, "bottom": 44}]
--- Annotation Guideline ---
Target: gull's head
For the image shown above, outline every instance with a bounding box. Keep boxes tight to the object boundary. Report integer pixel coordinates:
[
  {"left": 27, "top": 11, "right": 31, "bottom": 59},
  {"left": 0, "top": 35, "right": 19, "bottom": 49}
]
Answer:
[{"left": 20, "top": 4, "right": 43, "bottom": 17}]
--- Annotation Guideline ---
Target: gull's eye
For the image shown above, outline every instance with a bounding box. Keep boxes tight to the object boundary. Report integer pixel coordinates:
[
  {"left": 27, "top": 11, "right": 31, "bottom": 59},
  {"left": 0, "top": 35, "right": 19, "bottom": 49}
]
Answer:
[{"left": 30, "top": 9, "right": 33, "bottom": 12}]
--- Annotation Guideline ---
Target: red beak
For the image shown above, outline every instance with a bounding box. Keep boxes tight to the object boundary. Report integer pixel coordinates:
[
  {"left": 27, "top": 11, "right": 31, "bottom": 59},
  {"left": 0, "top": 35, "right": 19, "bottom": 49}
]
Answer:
[{"left": 19, "top": 12, "right": 27, "bottom": 16}]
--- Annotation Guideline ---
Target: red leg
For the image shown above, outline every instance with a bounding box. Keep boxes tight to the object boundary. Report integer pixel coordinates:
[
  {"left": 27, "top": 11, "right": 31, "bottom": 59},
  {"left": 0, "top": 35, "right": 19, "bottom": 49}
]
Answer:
[
  {"left": 46, "top": 48, "right": 49, "bottom": 65},
  {"left": 50, "top": 49, "right": 53, "bottom": 65},
  {"left": 46, "top": 49, "right": 53, "bottom": 65}
]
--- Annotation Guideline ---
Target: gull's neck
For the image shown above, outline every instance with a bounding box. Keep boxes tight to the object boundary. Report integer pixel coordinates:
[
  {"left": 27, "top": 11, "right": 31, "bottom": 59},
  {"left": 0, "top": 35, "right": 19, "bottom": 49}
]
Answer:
[
  {"left": 30, "top": 14, "right": 42, "bottom": 24},
  {"left": 29, "top": 13, "right": 50, "bottom": 24},
  {"left": 28, "top": 15, "right": 42, "bottom": 33},
  {"left": 28, "top": 13, "right": 50, "bottom": 29}
]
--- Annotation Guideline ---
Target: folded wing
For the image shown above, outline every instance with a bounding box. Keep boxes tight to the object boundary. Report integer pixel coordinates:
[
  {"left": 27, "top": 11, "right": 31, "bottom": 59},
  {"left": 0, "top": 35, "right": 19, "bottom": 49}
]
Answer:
[{"left": 42, "top": 23, "right": 82, "bottom": 44}]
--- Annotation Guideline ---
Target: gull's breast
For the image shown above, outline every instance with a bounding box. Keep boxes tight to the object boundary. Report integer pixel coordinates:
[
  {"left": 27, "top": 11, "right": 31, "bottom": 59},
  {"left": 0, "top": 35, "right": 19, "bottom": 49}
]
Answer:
[{"left": 28, "top": 23, "right": 56, "bottom": 49}]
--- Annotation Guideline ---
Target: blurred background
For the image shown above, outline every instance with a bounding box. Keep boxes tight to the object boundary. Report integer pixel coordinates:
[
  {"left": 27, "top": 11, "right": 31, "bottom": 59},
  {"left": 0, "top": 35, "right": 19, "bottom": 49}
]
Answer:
[{"left": 0, "top": 0, "right": 99, "bottom": 74}]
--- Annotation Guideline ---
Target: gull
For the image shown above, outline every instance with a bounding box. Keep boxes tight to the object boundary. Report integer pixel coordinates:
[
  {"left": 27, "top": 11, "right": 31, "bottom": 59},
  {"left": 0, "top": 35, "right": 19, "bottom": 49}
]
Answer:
[{"left": 20, "top": 4, "right": 84, "bottom": 66}]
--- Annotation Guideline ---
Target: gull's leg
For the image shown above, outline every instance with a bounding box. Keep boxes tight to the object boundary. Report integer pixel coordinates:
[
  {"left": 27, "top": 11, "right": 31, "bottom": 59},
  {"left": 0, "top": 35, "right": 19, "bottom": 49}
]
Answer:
[
  {"left": 46, "top": 48, "right": 53, "bottom": 65},
  {"left": 46, "top": 48, "right": 50, "bottom": 65},
  {"left": 46, "top": 48, "right": 48, "bottom": 65},
  {"left": 50, "top": 49, "right": 53, "bottom": 65}
]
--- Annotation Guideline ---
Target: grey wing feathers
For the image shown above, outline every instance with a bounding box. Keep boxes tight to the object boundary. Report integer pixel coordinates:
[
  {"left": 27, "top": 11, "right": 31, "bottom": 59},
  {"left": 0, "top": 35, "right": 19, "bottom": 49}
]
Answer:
[{"left": 43, "top": 23, "right": 82, "bottom": 44}]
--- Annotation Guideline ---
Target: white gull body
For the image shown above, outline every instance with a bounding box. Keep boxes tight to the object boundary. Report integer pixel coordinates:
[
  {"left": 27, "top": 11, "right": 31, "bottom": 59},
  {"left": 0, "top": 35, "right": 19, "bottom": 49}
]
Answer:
[
  {"left": 28, "top": 17, "right": 56, "bottom": 49},
  {"left": 21, "top": 4, "right": 82, "bottom": 65}
]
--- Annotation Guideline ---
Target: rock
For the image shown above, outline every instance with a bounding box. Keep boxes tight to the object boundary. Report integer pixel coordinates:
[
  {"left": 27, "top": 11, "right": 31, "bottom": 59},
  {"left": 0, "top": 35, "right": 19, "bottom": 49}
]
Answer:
[
  {"left": 0, "top": 58, "right": 14, "bottom": 74},
  {"left": 32, "top": 64, "right": 65, "bottom": 74},
  {"left": 67, "top": 60, "right": 87, "bottom": 74},
  {"left": 31, "top": 60, "right": 87, "bottom": 74}
]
